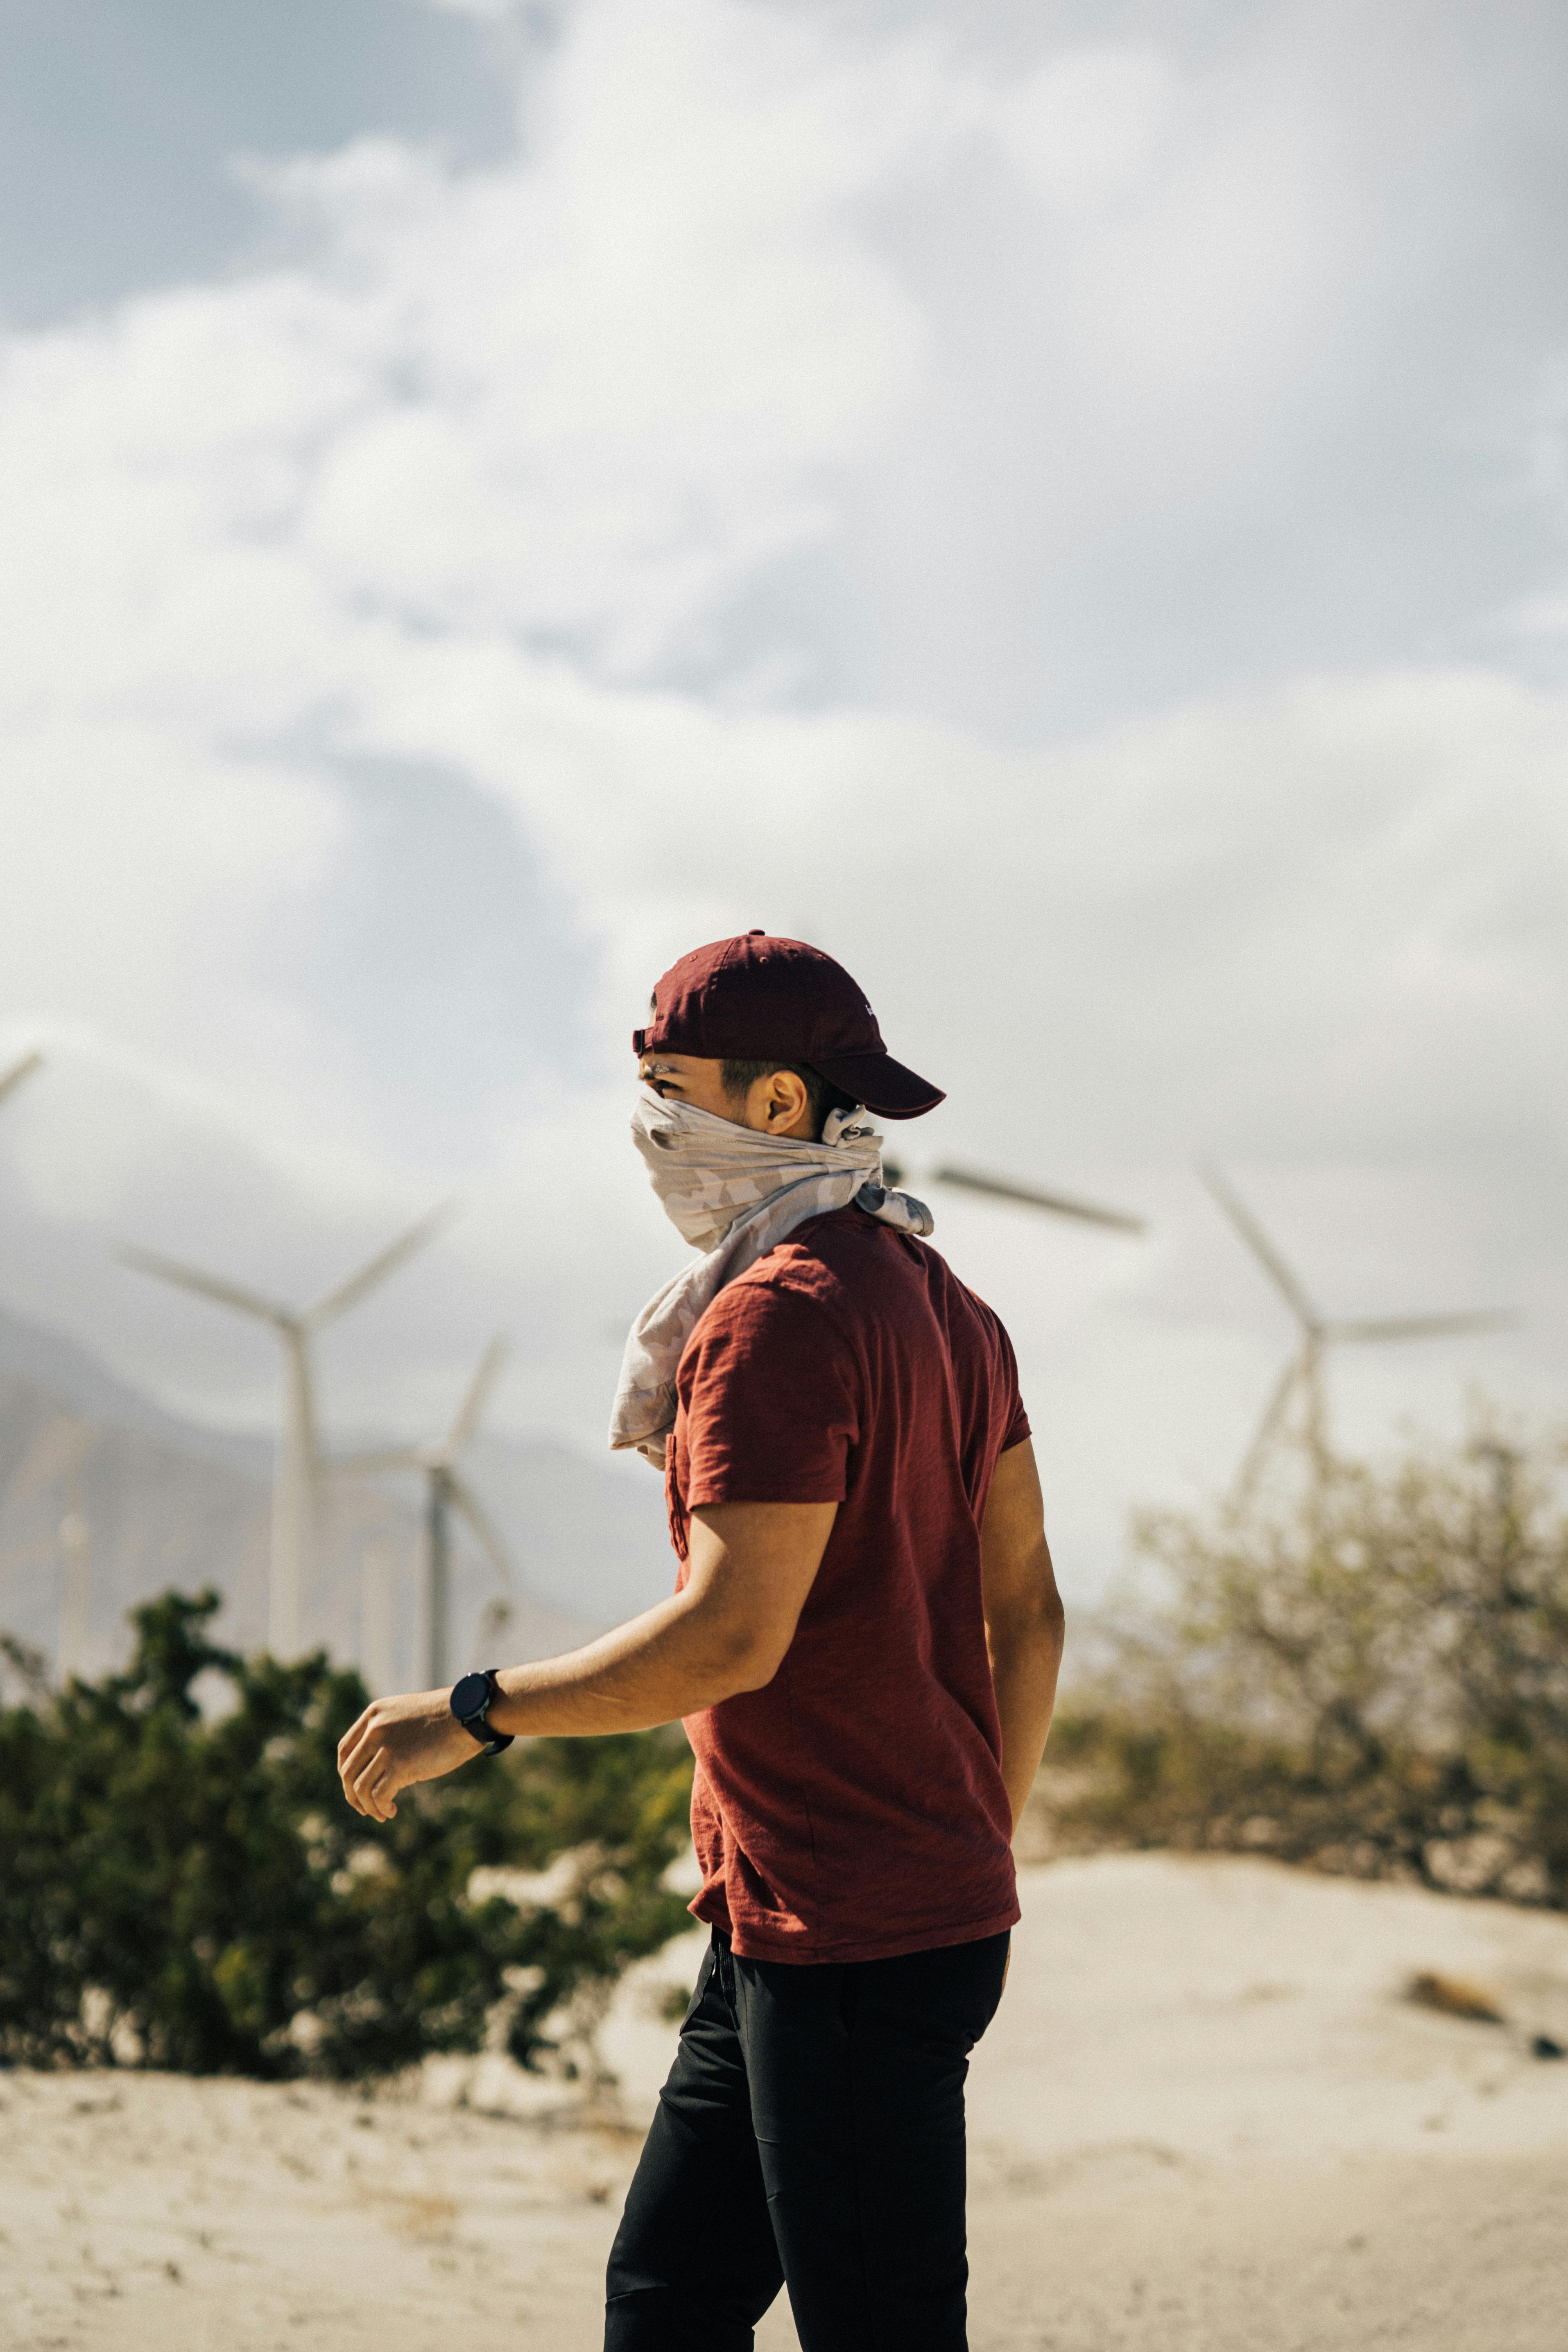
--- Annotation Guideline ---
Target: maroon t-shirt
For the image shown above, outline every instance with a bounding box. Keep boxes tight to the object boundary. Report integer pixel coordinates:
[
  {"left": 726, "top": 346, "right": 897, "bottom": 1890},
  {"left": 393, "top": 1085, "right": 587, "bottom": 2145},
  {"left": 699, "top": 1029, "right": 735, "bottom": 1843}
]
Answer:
[{"left": 665, "top": 1203, "right": 1029, "bottom": 1965}]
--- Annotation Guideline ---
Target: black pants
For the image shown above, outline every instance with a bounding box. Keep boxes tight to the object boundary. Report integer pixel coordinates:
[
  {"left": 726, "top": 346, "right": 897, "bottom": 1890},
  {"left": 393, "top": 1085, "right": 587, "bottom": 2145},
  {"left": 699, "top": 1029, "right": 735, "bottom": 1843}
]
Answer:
[{"left": 604, "top": 1925, "right": 1009, "bottom": 2352}]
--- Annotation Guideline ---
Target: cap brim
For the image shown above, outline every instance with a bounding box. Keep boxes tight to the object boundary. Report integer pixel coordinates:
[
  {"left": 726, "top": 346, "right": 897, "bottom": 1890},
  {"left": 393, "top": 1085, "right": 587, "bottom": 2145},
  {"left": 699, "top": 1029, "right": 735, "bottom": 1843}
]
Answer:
[{"left": 811, "top": 1052, "right": 945, "bottom": 1121}]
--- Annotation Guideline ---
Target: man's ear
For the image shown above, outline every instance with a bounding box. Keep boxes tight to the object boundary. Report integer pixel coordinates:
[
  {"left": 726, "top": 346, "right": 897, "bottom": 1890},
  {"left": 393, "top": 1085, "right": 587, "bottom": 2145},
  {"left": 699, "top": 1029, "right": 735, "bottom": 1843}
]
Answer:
[{"left": 764, "top": 1069, "right": 813, "bottom": 1136}]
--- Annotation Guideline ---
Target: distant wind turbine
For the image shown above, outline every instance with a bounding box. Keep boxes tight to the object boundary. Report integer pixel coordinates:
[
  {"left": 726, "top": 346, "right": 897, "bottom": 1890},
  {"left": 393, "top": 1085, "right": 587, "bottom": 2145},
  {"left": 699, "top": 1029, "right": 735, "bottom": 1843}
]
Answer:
[
  {"left": 1201, "top": 1163, "right": 1517, "bottom": 1498},
  {"left": 882, "top": 1154, "right": 1145, "bottom": 1235},
  {"left": 0, "top": 1049, "right": 43, "bottom": 1108},
  {"left": 332, "top": 1336, "right": 514, "bottom": 1687},
  {"left": 119, "top": 1208, "right": 451, "bottom": 1657},
  {"left": 57, "top": 1510, "right": 92, "bottom": 1683}
]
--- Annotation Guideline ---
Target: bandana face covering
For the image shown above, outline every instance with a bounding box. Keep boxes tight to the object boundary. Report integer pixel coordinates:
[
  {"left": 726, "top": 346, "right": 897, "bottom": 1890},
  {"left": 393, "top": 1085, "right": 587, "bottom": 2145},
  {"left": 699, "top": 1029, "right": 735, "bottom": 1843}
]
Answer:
[{"left": 609, "top": 1085, "right": 934, "bottom": 1468}]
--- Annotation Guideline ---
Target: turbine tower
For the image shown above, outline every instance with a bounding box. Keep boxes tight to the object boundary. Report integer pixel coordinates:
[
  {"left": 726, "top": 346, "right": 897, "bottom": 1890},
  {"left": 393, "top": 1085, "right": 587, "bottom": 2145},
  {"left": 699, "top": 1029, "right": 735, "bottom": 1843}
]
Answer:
[
  {"left": 333, "top": 1336, "right": 514, "bottom": 1686},
  {"left": 0, "top": 1049, "right": 43, "bottom": 1108},
  {"left": 120, "top": 1208, "right": 450, "bottom": 1657},
  {"left": 57, "top": 1509, "right": 92, "bottom": 1682},
  {"left": 1201, "top": 1163, "right": 1516, "bottom": 1499}
]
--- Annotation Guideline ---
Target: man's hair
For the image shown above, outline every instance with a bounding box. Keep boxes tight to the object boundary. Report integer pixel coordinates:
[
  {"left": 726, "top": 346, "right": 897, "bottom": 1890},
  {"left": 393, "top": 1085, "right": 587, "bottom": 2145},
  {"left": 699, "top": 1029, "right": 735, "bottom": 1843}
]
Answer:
[{"left": 720, "top": 1059, "right": 860, "bottom": 1138}]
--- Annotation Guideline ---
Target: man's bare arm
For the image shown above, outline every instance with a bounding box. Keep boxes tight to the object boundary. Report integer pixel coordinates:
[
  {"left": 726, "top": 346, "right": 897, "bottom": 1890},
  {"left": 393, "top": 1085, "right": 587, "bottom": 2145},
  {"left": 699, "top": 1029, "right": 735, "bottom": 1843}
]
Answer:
[
  {"left": 980, "top": 1438, "right": 1065, "bottom": 1834},
  {"left": 336, "top": 1499, "right": 835, "bottom": 1821}
]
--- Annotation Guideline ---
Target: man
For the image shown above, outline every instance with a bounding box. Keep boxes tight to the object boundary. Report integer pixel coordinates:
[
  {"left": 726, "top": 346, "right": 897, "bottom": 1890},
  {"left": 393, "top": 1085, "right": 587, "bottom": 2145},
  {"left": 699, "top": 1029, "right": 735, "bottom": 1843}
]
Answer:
[{"left": 338, "top": 931, "right": 1066, "bottom": 2351}]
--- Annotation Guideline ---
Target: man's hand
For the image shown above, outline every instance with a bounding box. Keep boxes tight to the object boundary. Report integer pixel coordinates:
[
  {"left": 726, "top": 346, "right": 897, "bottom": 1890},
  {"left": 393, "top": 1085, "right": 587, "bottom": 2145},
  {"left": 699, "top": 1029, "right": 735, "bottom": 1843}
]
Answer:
[{"left": 337, "top": 1687, "right": 479, "bottom": 1821}]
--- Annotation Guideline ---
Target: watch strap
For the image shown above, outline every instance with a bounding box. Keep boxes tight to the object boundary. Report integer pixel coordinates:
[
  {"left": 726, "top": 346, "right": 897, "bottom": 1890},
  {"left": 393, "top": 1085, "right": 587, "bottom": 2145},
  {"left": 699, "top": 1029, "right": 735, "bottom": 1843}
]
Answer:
[{"left": 451, "top": 1667, "right": 514, "bottom": 1755}]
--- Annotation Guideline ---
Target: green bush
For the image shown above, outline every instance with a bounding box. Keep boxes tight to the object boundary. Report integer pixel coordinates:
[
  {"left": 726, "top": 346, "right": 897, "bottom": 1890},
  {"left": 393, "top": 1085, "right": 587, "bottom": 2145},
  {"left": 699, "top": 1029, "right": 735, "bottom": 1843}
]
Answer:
[
  {"left": 0, "top": 1590, "right": 695, "bottom": 2078},
  {"left": 1033, "top": 1427, "right": 1568, "bottom": 1907}
]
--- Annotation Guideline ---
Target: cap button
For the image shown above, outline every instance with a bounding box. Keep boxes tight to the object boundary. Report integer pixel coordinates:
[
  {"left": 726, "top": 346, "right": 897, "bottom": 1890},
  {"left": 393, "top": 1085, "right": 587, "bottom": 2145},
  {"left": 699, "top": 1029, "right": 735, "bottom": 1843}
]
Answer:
[{"left": 746, "top": 927, "right": 765, "bottom": 936}]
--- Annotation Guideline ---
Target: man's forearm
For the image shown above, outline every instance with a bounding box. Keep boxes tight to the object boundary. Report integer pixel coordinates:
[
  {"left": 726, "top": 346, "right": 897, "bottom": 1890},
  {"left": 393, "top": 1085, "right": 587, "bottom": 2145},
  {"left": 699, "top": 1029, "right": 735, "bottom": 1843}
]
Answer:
[
  {"left": 486, "top": 1588, "right": 758, "bottom": 1737},
  {"left": 987, "top": 1603, "right": 1066, "bottom": 1834},
  {"left": 337, "top": 1500, "right": 835, "bottom": 1821}
]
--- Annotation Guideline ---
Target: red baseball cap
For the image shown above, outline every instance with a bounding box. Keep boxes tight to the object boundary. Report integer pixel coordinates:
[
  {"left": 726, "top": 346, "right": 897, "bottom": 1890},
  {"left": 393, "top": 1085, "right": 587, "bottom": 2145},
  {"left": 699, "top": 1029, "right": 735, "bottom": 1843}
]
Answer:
[{"left": 634, "top": 932, "right": 945, "bottom": 1120}]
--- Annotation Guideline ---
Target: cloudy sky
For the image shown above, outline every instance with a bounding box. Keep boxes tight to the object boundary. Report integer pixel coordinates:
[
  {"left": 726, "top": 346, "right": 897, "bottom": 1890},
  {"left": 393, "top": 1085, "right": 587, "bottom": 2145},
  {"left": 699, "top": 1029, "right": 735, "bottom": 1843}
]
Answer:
[{"left": 1, "top": 0, "right": 1564, "bottom": 1610}]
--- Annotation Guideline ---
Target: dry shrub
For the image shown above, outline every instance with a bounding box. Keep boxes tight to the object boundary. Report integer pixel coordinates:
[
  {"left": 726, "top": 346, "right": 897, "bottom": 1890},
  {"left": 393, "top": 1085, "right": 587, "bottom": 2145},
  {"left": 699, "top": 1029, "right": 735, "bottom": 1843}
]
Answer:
[{"left": 1034, "top": 1422, "right": 1568, "bottom": 1907}]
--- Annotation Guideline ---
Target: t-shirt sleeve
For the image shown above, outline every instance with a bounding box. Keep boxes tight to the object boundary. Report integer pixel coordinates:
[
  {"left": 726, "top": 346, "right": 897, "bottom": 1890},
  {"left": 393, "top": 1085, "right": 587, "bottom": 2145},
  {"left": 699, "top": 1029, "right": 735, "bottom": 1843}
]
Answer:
[
  {"left": 677, "top": 1277, "right": 861, "bottom": 1507},
  {"left": 996, "top": 1317, "right": 1032, "bottom": 1452}
]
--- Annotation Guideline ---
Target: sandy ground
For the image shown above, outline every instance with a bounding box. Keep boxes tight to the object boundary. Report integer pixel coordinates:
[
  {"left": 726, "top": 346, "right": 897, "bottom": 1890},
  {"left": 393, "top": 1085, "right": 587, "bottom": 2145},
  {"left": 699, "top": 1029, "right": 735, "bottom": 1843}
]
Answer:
[{"left": 6, "top": 1854, "right": 1568, "bottom": 2350}]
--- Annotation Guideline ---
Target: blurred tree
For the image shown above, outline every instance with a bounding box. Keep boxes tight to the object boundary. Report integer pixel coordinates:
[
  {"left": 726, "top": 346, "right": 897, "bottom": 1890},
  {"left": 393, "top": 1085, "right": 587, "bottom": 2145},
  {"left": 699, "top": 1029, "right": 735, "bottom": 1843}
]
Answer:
[
  {"left": 0, "top": 1590, "right": 694, "bottom": 2078},
  {"left": 1032, "top": 1422, "right": 1568, "bottom": 1907}
]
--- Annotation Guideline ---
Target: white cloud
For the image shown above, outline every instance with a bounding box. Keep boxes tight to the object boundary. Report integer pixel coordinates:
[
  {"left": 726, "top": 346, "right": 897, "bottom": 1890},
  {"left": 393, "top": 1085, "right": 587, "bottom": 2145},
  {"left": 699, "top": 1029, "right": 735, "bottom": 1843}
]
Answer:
[
  {"left": 256, "top": 4, "right": 937, "bottom": 672},
  {"left": 0, "top": 0, "right": 1565, "bottom": 1596},
  {"left": 0, "top": 734, "right": 342, "bottom": 1090},
  {"left": 991, "top": 46, "right": 1177, "bottom": 214},
  {"left": 410, "top": 0, "right": 517, "bottom": 18}
]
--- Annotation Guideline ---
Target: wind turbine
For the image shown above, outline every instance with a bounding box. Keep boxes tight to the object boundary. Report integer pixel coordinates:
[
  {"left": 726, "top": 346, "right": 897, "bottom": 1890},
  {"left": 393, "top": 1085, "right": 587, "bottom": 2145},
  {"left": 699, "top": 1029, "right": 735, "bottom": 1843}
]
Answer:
[
  {"left": 882, "top": 1154, "right": 1145, "bottom": 1235},
  {"left": 1201, "top": 1163, "right": 1517, "bottom": 1499},
  {"left": 119, "top": 1208, "right": 451, "bottom": 1657},
  {"left": 0, "top": 1048, "right": 43, "bottom": 1108},
  {"left": 332, "top": 1336, "right": 514, "bottom": 1687},
  {"left": 57, "top": 1509, "right": 92, "bottom": 1682}
]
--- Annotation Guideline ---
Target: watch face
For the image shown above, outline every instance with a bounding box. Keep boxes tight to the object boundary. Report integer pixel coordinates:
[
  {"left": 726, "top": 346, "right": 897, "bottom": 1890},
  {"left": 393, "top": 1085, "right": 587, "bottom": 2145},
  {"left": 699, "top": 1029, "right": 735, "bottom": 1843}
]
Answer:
[{"left": 450, "top": 1670, "right": 491, "bottom": 1720}]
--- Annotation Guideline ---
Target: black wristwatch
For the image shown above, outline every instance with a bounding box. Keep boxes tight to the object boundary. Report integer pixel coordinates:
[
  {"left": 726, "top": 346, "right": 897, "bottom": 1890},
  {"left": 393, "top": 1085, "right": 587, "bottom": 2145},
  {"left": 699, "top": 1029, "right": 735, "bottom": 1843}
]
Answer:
[{"left": 450, "top": 1667, "right": 514, "bottom": 1755}]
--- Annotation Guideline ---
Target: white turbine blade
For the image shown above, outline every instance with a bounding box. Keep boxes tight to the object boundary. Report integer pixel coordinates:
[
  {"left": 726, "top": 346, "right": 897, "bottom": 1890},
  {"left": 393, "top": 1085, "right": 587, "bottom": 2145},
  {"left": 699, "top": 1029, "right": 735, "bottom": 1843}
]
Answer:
[
  {"left": 305, "top": 1202, "right": 455, "bottom": 1328},
  {"left": 118, "top": 1244, "right": 285, "bottom": 1325},
  {"left": 0, "top": 1049, "right": 43, "bottom": 1107},
  {"left": 1329, "top": 1309, "right": 1520, "bottom": 1345},
  {"left": 445, "top": 1335, "right": 509, "bottom": 1458},
  {"left": 328, "top": 1446, "right": 421, "bottom": 1477},
  {"left": 931, "top": 1164, "right": 1146, "bottom": 1235},
  {"left": 1199, "top": 1164, "right": 1320, "bottom": 1329},
  {"left": 448, "top": 1474, "right": 514, "bottom": 1587}
]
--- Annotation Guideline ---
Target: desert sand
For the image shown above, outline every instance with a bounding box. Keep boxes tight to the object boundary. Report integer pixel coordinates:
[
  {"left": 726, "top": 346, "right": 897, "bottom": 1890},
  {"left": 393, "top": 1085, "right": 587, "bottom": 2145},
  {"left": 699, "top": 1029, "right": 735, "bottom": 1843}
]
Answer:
[{"left": 6, "top": 1853, "right": 1568, "bottom": 2350}]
